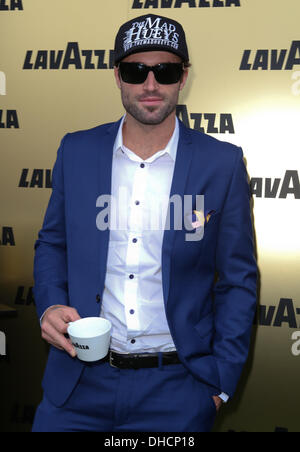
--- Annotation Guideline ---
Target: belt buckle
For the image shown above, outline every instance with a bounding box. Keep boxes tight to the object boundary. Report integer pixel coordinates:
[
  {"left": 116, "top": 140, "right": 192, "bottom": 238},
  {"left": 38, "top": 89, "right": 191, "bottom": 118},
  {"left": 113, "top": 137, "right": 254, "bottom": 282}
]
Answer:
[{"left": 109, "top": 351, "right": 118, "bottom": 368}]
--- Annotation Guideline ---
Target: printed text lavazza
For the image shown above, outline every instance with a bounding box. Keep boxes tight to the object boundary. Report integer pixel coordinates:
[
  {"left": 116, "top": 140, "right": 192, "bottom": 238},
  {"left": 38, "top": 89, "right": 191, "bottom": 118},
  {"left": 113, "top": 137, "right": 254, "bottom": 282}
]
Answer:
[
  {"left": 132, "top": 0, "right": 240, "bottom": 8},
  {"left": 240, "top": 41, "right": 300, "bottom": 70},
  {"left": 0, "top": 0, "right": 23, "bottom": 10},
  {"left": 23, "top": 43, "right": 114, "bottom": 70}
]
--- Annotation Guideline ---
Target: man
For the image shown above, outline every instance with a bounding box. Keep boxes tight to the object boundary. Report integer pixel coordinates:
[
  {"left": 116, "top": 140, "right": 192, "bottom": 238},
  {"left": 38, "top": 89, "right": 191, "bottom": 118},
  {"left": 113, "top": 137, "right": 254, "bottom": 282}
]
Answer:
[{"left": 32, "top": 14, "right": 257, "bottom": 432}]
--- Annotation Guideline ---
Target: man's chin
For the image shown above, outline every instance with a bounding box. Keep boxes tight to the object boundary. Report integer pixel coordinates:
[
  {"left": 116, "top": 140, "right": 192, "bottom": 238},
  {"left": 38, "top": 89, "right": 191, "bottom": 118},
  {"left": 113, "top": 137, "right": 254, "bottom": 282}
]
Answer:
[
  {"left": 133, "top": 107, "right": 174, "bottom": 126},
  {"left": 138, "top": 117, "right": 165, "bottom": 126}
]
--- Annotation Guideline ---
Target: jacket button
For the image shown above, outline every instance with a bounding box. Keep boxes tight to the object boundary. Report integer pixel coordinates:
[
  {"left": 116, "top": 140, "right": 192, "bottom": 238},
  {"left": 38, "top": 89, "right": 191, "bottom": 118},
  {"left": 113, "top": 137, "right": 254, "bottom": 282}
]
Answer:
[{"left": 96, "top": 294, "right": 101, "bottom": 303}]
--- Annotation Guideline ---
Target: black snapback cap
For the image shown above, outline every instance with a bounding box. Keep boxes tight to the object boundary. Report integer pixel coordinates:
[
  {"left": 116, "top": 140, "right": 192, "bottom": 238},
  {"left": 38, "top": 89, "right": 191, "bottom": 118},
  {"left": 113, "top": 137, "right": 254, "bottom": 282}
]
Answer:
[{"left": 114, "top": 14, "right": 189, "bottom": 65}]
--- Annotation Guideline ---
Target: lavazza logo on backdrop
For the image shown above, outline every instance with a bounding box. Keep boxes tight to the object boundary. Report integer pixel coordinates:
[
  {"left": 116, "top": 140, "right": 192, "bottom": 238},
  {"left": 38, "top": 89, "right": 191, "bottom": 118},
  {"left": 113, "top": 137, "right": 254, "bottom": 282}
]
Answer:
[
  {"left": 0, "top": 108, "right": 19, "bottom": 128},
  {"left": 251, "top": 170, "right": 300, "bottom": 200},
  {"left": 255, "top": 298, "right": 300, "bottom": 358},
  {"left": 240, "top": 40, "right": 300, "bottom": 96},
  {"left": 177, "top": 105, "right": 235, "bottom": 134},
  {"left": 23, "top": 43, "right": 115, "bottom": 71},
  {"left": 131, "top": 0, "right": 240, "bottom": 8},
  {"left": 0, "top": 0, "right": 23, "bottom": 10},
  {"left": 0, "top": 226, "right": 15, "bottom": 246},
  {"left": 18, "top": 168, "right": 52, "bottom": 188}
]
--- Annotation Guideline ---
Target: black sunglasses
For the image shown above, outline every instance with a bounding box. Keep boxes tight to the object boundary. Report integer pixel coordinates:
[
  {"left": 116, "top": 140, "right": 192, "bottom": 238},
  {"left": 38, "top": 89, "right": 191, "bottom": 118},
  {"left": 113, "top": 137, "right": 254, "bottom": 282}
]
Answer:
[{"left": 118, "top": 62, "right": 184, "bottom": 85}]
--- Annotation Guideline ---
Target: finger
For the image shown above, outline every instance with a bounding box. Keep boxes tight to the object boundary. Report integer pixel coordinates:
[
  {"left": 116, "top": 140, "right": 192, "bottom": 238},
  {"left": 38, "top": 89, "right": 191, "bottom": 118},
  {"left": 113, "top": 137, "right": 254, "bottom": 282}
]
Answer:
[
  {"left": 42, "top": 322, "right": 76, "bottom": 357},
  {"left": 42, "top": 332, "right": 64, "bottom": 351},
  {"left": 46, "top": 307, "right": 81, "bottom": 334},
  {"left": 61, "top": 308, "right": 81, "bottom": 324},
  {"left": 46, "top": 314, "right": 70, "bottom": 335}
]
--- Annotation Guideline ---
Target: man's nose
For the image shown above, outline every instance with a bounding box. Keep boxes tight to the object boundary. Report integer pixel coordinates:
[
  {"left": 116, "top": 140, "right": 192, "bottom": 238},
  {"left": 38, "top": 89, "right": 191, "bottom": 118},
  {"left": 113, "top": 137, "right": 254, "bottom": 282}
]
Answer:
[{"left": 143, "top": 70, "right": 159, "bottom": 90}]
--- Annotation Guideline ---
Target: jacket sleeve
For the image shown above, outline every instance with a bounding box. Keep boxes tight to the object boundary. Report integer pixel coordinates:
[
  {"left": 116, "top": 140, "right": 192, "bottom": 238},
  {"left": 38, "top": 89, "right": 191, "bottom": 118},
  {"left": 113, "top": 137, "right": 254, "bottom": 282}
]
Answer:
[
  {"left": 213, "top": 147, "right": 258, "bottom": 397},
  {"left": 33, "top": 135, "right": 70, "bottom": 320}
]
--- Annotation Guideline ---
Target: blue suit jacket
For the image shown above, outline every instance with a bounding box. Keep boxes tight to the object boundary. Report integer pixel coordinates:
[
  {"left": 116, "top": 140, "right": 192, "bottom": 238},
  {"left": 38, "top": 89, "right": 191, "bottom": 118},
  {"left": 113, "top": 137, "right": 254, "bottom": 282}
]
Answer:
[{"left": 34, "top": 119, "right": 257, "bottom": 407}]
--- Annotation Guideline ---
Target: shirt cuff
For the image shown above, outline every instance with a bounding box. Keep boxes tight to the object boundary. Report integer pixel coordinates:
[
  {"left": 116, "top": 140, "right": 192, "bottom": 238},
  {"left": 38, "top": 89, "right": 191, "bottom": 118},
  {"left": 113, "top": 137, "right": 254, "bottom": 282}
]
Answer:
[
  {"left": 218, "top": 392, "right": 229, "bottom": 403},
  {"left": 39, "top": 305, "right": 60, "bottom": 326}
]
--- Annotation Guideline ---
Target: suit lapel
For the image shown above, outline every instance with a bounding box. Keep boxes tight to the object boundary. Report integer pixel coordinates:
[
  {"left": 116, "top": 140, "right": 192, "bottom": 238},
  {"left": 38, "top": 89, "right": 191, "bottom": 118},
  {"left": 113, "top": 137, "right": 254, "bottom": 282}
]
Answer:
[
  {"left": 162, "top": 121, "right": 194, "bottom": 307},
  {"left": 96, "top": 120, "right": 121, "bottom": 295}
]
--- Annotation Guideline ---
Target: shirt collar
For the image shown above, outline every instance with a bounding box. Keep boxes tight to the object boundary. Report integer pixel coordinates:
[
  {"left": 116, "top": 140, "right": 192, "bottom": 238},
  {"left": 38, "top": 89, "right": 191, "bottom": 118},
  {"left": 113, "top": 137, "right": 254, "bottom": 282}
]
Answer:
[{"left": 113, "top": 115, "right": 179, "bottom": 163}]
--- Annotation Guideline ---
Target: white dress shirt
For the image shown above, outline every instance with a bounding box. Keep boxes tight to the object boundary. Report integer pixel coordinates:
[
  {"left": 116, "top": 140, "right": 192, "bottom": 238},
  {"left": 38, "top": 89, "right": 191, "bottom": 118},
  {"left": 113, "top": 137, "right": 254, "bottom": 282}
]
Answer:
[{"left": 100, "top": 115, "right": 178, "bottom": 353}]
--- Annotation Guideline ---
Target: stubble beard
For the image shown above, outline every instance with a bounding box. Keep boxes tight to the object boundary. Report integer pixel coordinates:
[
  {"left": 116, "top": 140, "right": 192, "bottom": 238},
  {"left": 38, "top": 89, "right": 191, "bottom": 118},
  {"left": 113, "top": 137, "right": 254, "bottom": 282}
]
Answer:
[{"left": 121, "top": 91, "right": 178, "bottom": 126}]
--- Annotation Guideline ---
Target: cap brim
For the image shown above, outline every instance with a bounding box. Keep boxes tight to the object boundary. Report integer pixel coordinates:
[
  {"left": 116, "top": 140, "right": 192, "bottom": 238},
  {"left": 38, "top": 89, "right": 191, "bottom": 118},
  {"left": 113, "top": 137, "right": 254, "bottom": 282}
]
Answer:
[{"left": 114, "top": 46, "right": 188, "bottom": 65}]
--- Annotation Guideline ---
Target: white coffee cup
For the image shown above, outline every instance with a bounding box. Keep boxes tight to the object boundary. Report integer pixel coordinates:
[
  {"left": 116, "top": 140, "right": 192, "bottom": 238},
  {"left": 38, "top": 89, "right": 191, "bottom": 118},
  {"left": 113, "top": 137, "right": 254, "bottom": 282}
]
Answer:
[{"left": 67, "top": 317, "right": 112, "bottom": 362}]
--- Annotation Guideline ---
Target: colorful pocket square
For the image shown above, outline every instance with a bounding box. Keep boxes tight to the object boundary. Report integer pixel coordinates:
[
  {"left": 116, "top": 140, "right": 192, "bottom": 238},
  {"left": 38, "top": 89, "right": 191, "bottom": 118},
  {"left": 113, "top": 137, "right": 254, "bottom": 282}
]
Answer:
[
  {"left": 191, "top": 210, "right": 205, "bottom": 229},
  {"left": 205, "top": 210, "right": 216, "bottom": 224},
  {"left": 191, "top": 209, "right": 216, "bottom": 229}
]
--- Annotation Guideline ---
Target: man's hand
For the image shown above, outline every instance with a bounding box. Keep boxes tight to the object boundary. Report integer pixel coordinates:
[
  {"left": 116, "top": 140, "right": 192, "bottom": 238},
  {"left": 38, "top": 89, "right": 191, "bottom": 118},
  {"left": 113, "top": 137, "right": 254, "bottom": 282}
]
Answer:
[
  {"left": 212, "top": 395, "right": 223, "bottom": 412},
  {"left": 41, "top": 305, "right": 81, "bottom": 357}
]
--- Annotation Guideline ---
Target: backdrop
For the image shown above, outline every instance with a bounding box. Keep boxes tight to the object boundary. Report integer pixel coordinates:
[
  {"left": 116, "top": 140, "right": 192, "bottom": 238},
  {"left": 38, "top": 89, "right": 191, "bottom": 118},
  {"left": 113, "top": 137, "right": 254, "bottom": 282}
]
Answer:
[{"left": 0, "top": 0, "right": 299, "bottom": 432}]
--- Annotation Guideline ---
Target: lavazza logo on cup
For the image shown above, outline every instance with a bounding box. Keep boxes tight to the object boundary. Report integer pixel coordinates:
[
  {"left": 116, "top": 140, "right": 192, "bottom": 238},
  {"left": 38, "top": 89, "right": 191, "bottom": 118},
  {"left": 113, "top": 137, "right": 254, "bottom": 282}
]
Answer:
[{"left": 67, "top": 317, "right": 112, "bottom": 362}]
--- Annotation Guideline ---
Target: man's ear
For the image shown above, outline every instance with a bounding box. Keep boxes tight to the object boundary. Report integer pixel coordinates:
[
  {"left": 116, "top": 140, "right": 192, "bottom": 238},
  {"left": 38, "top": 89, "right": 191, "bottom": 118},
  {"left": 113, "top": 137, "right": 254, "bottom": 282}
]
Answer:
[
  {"left": 179, "top": 68, "right": 189, "bottom": 91},
  {"left": 114, "top": 66, "right": 121, "bottom": 89}
]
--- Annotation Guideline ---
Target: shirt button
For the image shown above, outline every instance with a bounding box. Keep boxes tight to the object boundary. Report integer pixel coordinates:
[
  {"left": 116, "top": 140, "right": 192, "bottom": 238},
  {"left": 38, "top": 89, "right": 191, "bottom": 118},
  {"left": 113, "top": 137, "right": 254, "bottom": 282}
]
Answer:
[
  {"left": 132, "top": 238, "right": 137, "bottom": 243},
  {"left": 135, "top": 200, "right": 140, "bottom": 205},
  {"left": 129, "top": 274, "right": 134, "bottom": 279},
  {"left": 140, "top": 163, "right": 145, "bottom": 168},
  {"left": 131, "top": 339, "right": 136, "bottom": 344},
  {"left": 129, "top": 309, "right": 135, "bottom": 315}
]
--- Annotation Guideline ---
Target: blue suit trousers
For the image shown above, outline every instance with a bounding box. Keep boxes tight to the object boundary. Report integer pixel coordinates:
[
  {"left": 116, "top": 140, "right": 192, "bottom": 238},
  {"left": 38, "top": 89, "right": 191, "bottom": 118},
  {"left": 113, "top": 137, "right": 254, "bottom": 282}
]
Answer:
[{"left": 32, "top": 358, "right": 217, "bottom": 432}]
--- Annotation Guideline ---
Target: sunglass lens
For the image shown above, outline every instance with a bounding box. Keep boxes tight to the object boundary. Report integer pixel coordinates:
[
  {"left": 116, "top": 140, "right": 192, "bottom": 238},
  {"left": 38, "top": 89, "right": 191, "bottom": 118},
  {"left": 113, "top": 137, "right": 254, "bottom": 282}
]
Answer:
[
  {"left": 155, "top": 64, "right": 183, "bottom": 84},
  {"left": 119, "top": 63, "right": 148, "bottom": 84}
]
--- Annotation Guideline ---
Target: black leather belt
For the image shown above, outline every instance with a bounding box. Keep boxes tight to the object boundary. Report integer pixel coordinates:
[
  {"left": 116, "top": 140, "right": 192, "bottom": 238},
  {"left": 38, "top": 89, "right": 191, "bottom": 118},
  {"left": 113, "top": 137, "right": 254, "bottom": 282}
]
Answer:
[{"left": 107, "top": 350, "right": 181, "bottom": 369}]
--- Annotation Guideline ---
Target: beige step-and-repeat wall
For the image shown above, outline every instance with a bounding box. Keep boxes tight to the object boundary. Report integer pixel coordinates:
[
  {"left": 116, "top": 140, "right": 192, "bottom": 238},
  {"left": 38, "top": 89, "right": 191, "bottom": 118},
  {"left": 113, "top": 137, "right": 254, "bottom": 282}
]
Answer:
[{"left": 0, "top": 0, "right": 299, "bottom": 432}]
